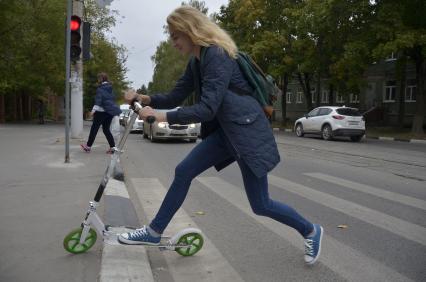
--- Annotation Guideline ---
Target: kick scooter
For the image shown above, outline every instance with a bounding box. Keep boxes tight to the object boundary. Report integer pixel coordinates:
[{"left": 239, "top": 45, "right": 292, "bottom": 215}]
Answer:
[{"left": 63, "top": 101, "right": 204, "bottom": 257}]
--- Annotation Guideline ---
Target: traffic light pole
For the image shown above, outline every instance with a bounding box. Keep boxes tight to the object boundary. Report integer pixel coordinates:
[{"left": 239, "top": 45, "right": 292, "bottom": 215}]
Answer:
[
  {"left": 64, "top": 0, "right": 72, "bottom": 163},
  {"left": 71, "top": 0, "right": 84, "bottom": 139}
]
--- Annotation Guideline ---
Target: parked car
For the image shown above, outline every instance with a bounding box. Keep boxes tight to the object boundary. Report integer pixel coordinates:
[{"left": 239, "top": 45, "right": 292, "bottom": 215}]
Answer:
[
  {"left": 119, "top": 104, "right": 131, "bottom": 126},
  {"left": 142, "top": 108, "right": 200, "bottom": 142},
  {"left": 128, "top": 116, "right": 144, "bottom": 133},
  {"left": 294, "top": 106, "right": 365, "bottom": 141}
]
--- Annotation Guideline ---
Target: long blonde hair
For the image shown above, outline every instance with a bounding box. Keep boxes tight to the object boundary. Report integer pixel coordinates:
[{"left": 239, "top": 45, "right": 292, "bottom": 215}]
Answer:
[{"left": 167, "top": 6, "right": 238, "bottom": 58}]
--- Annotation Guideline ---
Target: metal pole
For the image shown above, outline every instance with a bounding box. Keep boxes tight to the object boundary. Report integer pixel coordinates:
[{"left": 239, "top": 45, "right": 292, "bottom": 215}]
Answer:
[
  {"left": 71, "top": 0, "right": 84, "bottom": 139},
  {"left": 65, "top": 0, "right": 72, "bottom": 163}
]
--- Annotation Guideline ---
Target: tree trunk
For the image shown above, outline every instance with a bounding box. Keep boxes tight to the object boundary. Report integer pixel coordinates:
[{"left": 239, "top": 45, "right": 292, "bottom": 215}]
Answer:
[
  {"left": 396, "top": 55, "right": 407, "bottom": 128},
  {"left": 0, "top": 95, "right": 5, "bottom": 123},
  {"left": 316, "top": 73, "right": 321, "bottom": 108},
  {"left": 411, "top": 48, "right": 425, "bottom": 134},
  {"left": 329, "top": 84, "right": 334, "bottom": 106},
  {"left": 280, "top": 73, "right": 289, "bottom": 126},
  {"left": 297, "top": 72, "right": 312, "bottom": 111}
]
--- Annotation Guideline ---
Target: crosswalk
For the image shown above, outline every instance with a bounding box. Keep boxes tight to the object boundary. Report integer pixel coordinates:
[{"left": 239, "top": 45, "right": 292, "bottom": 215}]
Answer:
[{"left": 129, "top": 172, "right": 424, "bottom": 282}]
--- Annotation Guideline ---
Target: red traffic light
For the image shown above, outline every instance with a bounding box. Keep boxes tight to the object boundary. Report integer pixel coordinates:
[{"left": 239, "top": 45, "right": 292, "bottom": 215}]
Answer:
[{"left": 70, "top": 15, "right": 81, "bottom": 31}]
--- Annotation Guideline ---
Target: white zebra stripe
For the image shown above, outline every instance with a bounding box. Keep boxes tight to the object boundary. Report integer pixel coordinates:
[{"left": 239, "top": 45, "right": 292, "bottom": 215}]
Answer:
[
  {"left": 130, "top": 178, "right": 244, "bottom": 282},
  {"left": 304, "top": 172, "right": 426, "bottom": 211},
  {"left": 268, "top": 174, "right": 426, "bottom": 246},
  {"left": 197, "top": 176, "right": 413, "bottom": 282}
]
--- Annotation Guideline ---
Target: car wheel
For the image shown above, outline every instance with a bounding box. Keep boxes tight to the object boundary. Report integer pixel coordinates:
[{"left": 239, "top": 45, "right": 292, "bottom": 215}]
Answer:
[
  {"left": 322, "top": 124, "right": 333, "bottom": 140},
  {"left": 149, "top": 126, "right": 155, "bottom": 142},
  {"left": 295, "top": 123, "right": 304, "bottom": 137},
  {"left": 350, "top": 135, "right": 363, "bottom": 142},
  {"left": 189, "top": 138, "right": 197, "bottom": 143},
  {"left": 143, "top": 132, "right": 148, "bottom": 139}
]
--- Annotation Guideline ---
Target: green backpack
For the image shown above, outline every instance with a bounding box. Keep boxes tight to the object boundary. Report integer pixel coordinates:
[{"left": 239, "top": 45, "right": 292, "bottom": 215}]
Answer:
[{"left": 192, "top": 47, "right": 281, "bottom": 118}]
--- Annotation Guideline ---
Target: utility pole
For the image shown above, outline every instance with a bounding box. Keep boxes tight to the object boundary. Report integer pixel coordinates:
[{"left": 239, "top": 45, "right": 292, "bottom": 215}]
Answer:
[
  {"left": 65, "top": 0, "right": 72, "bottom": 163},
  {"left": 71, "top": 0, "right": 84, "bottom": 139}
]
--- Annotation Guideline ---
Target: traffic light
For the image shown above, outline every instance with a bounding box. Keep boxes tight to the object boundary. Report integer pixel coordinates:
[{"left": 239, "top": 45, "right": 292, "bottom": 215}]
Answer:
[
  {"left": 82, "top": 21, "right": 91, "bottom": 61},
  {"left": 70, "top": 15, "right": 82, "bottom": 60}
]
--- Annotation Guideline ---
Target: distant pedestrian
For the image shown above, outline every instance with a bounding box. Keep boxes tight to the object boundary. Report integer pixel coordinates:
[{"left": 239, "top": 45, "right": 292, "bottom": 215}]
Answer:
[
  {"left": 37, "top": 99, "right": 45, "bottom": 124},
  {"left": 81, "top": 72, "right": 121, "bottom": 154},
  {"left": 119, "top": 6, "right": 323, "bottom": 265}
]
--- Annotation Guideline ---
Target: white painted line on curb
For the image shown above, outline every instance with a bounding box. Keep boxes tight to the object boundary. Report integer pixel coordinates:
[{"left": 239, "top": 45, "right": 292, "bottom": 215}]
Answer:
[
  {"left": 378, "top": 136, "right": 394, "bottom": 141},
  {"left": 105, "top": 179, "right": 130, "bottom": 198},
  {"left": 100, "top": 181, "right": 155, "bottom": 282},
  {"left": 100, "top": 227, "right": 154, "bottom": 282},
  {"left": 131, "top": 178, "right": 244, "bottom": 282}
]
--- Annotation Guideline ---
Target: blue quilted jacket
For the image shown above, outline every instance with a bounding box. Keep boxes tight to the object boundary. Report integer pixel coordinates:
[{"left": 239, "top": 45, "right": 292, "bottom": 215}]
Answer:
[
  {"left": 150, "top": 46, "right": 280, "bottom": 177},
  {"left": 94, "top": 82, "right": 121, "bottom": 116}
]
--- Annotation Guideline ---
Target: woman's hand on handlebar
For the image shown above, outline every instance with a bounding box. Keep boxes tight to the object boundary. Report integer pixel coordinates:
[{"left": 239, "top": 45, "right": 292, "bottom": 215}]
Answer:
[
  {"left": 139, "top": 106, "right": 167, "bottom": 123},
  {"left": 124, "top": 89, "right": 151, "bottom": 106}
]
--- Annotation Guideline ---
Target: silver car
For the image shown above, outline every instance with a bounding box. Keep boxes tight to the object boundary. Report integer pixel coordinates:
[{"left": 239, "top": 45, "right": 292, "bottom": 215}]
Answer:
[{"left": 143, "top": 108, "right": 200, "bottom": 142}]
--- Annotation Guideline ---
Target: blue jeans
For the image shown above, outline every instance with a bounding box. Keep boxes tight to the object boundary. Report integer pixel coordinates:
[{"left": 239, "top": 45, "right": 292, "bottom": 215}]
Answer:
[{"left": 149, "top": 129, "right": 314, "bottom": 238}]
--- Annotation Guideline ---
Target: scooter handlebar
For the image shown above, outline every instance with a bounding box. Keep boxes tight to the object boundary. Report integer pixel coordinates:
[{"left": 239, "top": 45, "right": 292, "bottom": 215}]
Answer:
[
  {"left": 146, "top": 116, "right": 156, "bottom": 124},
  {"left": 130, "top": 100, "right": 156, "bottom": 124}
]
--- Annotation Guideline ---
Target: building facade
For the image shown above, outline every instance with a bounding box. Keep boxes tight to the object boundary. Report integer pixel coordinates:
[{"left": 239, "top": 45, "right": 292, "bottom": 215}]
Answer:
[{"left": 274, "top": 55, "right": 423, "bottom": 127}]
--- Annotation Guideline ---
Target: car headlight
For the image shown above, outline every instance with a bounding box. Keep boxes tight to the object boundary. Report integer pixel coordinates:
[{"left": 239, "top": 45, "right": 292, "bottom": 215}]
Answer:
[
  {"left": 158, "top": 122, "right": 167, "bottom": 128},
  {"left": 189, "top": 123, "right": 196, "bottom": 128}
]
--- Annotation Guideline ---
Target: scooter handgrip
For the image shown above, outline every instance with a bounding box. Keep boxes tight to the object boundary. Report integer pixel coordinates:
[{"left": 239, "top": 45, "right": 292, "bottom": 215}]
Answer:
[{"left": 146, "top": 116, "right": 156, "bottom": 124}]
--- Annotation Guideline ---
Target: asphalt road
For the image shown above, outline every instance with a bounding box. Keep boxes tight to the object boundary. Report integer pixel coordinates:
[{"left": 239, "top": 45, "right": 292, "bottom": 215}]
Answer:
[{"left": 120, "top": 131, "right": 426, "bottom": 282}]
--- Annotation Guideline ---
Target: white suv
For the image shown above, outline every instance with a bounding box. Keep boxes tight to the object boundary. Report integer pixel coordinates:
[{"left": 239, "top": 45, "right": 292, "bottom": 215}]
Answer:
[{"left": 294, "top": 106, "right": 365, "bottom": 141}]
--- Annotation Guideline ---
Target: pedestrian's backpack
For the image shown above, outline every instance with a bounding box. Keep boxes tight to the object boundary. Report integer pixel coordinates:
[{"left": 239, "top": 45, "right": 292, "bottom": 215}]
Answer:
[{"left": 192, "top": 46, "right": 281, "bottom": 118}]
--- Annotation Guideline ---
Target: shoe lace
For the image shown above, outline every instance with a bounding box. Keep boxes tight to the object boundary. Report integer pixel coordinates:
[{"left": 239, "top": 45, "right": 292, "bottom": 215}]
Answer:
[
  {"left": 304, "top": 238, "right": 314, "bottom": 256},
  {"left": 130, "top": 226, "right": 149, "bottom": 239}
]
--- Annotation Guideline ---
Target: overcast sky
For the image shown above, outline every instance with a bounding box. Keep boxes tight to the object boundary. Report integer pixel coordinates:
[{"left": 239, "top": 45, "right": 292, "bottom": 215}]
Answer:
[{"left": 107, "top": 0, "right": 229, "bottom": 89}]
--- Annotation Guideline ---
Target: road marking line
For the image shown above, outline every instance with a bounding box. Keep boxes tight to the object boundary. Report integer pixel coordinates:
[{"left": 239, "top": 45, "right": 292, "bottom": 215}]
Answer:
[
  {"left": 131, "top": 178, "right": 244, "bottom": 282},
  {"left": 268, "top": 174, "right": 426, "bottom": 246},
  {"left": 304, "top": 172, "right": 426, "bottom": 211},
  {"left": 197, "top": 176, "right": 412, "bottom": 282}
]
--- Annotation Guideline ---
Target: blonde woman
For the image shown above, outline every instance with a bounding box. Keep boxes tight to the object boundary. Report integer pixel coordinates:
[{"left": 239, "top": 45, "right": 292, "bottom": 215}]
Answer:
[{"left": 119, "top": 6, "right": 323, "bottom": 265}]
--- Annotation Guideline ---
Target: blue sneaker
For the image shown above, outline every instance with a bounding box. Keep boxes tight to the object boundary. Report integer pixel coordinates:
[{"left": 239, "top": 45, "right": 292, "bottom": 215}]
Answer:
[
  {"left": 304, "top": 224, "right": 323, "bottom": 265},
  {"left": 118, "top": 225, "right": 161, "bottom": 245}
]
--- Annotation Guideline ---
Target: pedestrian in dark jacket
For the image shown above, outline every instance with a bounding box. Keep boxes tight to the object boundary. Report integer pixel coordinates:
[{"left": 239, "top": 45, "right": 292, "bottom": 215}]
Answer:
[
  {"left": 81, "top": 72, "right": 121, "bottom": 154},
  {"left": 119, "top": 6, "right": 323, "bottom": 265}
]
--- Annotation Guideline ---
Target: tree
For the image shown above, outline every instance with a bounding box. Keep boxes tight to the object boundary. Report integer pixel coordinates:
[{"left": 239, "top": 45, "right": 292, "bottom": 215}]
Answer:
[
  {"left": 217, "top": 0, "right": 298, "bottom": 125},
  {"left": 371, "top": 0, "right": 426, "bottom": 134},
  {"left": 148, "top": 0, "right": 209, "bottom": 106},
  {"left": 136, "top": 84, "right": 148, "bottom": 95},
  {"left": 0, "top": 0, "right": 129, "bottom": 122}
]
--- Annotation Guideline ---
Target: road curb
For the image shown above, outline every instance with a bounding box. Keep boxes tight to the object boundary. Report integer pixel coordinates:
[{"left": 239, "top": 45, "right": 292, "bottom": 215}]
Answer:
[
  {"left": 272, "top": 127, "right": 426, "bottom": 144},
  {"left": 100, "top": 179, "right": 154, "bottom": 282}
]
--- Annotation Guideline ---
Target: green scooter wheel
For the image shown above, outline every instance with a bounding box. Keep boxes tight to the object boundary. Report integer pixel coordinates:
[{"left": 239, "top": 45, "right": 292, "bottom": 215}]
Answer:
[
  {"left": 175, "top": 232, "right": 204, "bottom": 256},
  {"left": 63, "top": 227, "right": 97, "bottom": 254}
]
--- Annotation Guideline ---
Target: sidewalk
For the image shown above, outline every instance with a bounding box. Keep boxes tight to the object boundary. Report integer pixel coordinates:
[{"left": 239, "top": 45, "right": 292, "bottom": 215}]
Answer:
[{"left": 0, "top": 122, "right": 154, "bottom": 282}]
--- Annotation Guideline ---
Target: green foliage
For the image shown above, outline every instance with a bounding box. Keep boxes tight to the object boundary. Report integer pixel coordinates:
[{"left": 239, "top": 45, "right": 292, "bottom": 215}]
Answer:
[
  {"left": 147, "top": 0, "right": 206, "bottom": 98},
  {"left": 0, "top": 0, "right": 129, "bottom": 116}
]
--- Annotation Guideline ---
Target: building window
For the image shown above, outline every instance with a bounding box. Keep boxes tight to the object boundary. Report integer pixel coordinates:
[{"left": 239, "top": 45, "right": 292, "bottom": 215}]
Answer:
[
  {"left": 286, "top": 92, "right": 292, "bottom": 104},
  {"left": 336, "top": 92, "right": 344, "bottom": 103},
  {"left": 350, "top": 93, "right": 359, "bottom": 103},
  {"left": 296, "top": 91, "right": 303, "bottom": 103},
  {"left": 384, "top": 81, "right": 396, "bottom": 102},
  {"left": 321, "top": 90, "right": 329, "bottom": 103},
  {"left": 311, "top": 88, "right": 316, "bottom": 103},
  {"left": 385, "top": 52, "right": 397, "bottom": 61},
  {"left": 405, "top": 80, "right": 416, "bottom": 102}
]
